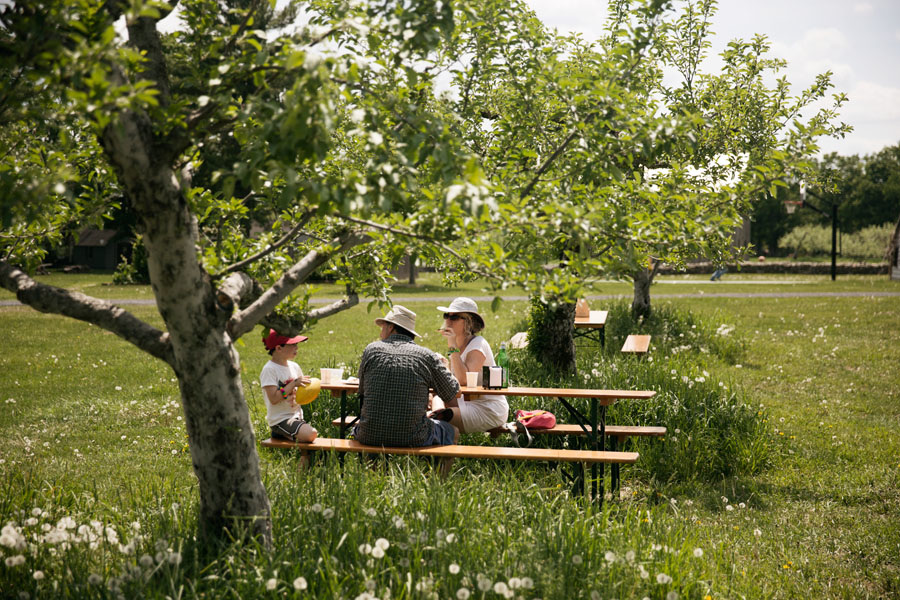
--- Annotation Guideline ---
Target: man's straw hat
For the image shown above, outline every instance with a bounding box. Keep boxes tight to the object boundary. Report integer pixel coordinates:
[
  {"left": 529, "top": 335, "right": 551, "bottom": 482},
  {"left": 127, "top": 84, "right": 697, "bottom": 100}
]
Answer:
[{"left": 375, "top": 305, "right": 419, "bottom": 337}]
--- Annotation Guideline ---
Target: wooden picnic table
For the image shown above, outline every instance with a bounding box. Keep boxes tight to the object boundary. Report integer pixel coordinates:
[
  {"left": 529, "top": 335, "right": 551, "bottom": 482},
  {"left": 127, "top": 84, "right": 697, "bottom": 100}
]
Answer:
[
  {"left": 574, "top": 309, "right": 608, "bottom": 346},
  {"left": 321, "top": 381, "right": 655, "bottom": 500}
]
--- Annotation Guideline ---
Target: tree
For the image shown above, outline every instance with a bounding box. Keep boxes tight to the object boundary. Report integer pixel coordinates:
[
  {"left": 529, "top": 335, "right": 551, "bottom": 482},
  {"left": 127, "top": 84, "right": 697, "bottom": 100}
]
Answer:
[
  {"left": 1, "top": 0, "right": 489, "bottom": 544},
  {"left": 421, "top": 0, "right": 848, "bottom": 369}
]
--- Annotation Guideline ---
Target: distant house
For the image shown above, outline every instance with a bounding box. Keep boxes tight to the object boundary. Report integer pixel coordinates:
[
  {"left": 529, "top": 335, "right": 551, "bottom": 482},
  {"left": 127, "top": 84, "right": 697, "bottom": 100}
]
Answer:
[{"left": 72, "top": 228, "right": 131, "bottom": 271}]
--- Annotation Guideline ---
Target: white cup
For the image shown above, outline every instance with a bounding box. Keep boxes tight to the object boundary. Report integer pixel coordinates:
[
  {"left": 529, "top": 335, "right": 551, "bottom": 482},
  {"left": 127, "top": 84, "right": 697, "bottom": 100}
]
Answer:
[
  {"left": 330, "top": 368, "right": 344, "bottom": 382},
  {"left": 319, "top": 368, "right": 331, "bottom": 384},
  {"left": 466, "top": 372, "right": 479, "bottom": 388}
]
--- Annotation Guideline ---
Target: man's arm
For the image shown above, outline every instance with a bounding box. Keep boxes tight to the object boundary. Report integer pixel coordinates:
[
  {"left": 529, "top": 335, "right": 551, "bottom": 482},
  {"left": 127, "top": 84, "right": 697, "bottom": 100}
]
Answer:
[
  {"left": 357, "top": 346, "right": 370, "bottom": 405},
  {"left": 429, "top": 349, "right": 460, "bottom": 402}
]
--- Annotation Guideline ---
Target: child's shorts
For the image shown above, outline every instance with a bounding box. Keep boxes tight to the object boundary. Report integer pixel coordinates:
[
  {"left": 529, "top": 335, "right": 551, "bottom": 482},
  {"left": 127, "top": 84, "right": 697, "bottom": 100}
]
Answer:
[{"left": 271, "top": 416, "right": 310, "bottom": 442}]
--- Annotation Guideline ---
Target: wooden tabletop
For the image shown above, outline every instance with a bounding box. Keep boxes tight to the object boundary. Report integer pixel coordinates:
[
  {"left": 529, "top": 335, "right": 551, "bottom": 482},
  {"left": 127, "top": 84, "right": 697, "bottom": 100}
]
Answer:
[
  {"left": 574, "top": 310, "right": 608, "bottom": 327},
  {"left": 320, "top": 381, "right": 655, "bottom": 402},
  {"left": 460, "top": 386, "right": 654, "bottom": 401}
]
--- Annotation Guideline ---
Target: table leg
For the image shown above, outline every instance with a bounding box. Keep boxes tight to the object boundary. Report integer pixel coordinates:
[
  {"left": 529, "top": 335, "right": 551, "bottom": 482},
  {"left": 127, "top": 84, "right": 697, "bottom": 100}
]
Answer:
[
  {"left": 339, "top": 390, "right": 348, "bottom": 438},
  {"left": 609, "top": 435, "right": 619, "bottom": 492}
]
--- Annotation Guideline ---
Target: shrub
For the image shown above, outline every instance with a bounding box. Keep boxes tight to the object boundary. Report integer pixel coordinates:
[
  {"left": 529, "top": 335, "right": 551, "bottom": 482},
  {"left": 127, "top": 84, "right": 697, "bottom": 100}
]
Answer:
[
  {"left": 112, "top": 234, "right": 149, "bottom": 285},
  {"left": 778, "top": 222, "right": 894, "bottom": 259},
  {"left": 506, "top": 301, "right": 768, "bottom": 483}
]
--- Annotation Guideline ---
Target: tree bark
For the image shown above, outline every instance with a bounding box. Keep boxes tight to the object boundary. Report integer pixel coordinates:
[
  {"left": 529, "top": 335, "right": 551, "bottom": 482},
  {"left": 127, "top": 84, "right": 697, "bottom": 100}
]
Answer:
[
  {"left": 631, "top": 261, "right": 660, "bottom": 320},
  {"left": 528, "top": 298, "right": 576, "bottom": 374},
  {"left": 98, "top": 107, "right": 273, "bottom": 544}
]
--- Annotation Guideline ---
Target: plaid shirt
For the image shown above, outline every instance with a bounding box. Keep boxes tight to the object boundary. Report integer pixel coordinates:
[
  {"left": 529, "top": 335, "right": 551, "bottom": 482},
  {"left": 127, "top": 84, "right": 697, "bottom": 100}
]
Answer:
[{"left": 355, "top": 333, "right": 459, "bottom": 447}]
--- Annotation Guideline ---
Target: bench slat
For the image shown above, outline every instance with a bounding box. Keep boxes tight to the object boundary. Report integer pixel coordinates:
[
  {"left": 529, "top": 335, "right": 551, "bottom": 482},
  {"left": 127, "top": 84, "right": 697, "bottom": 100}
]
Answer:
[
  {"left": 331, "top": 417, "right": 664, "bottom": 439},
  {"left": 260, "top": 437, "right": 638, "bottom": 464},
  {"left": 621, "top": 334, "right": 651, "bottom": 354}
]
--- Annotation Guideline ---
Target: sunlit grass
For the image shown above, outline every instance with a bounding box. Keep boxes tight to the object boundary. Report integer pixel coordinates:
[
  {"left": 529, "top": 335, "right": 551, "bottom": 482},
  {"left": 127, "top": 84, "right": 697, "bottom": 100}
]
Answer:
[{"left": 1, "top": 275, "right": 898, "bottom": 598}]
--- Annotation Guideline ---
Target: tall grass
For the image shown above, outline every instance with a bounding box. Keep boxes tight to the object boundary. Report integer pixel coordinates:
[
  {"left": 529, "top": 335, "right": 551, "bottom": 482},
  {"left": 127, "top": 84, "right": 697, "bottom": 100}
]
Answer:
[
  {"left": 2, "top": 454, "right": 720, "bottom": 599},
  {"left": 510, "top": 300, "right": 768, "bottom": 483},
  {"left": 2, "top": 281, "right": 898, "bottom": 598}
]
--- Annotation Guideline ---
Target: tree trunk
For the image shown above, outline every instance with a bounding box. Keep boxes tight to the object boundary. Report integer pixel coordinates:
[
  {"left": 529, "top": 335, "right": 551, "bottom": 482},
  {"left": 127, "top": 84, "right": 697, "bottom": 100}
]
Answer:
[
  {"left": 631, "top": 261, "right": 661, "bottom": 320},
  {"left": 145, "top": 196, "right": 272, "bottom": 544},
  {"left": 527, "top": 297, "right": 576, "bottom": 374},
  {"left": 102, "top": 115, "right": 272, "bottom": 544},
  {"left": 408, "top": 252, "right": 417, "bottom": 285}
]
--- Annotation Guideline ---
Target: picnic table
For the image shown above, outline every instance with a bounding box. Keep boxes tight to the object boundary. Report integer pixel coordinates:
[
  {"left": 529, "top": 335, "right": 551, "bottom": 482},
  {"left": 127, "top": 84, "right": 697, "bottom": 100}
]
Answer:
[{"left": 321, "top": 381, "right": 655, "bottom": 500}]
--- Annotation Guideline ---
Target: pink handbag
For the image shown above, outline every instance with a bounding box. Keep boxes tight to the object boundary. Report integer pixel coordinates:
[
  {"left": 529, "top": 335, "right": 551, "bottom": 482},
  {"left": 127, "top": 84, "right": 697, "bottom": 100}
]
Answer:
[{"left": 515, "top": 409, "right": 557, "bottom": 429}]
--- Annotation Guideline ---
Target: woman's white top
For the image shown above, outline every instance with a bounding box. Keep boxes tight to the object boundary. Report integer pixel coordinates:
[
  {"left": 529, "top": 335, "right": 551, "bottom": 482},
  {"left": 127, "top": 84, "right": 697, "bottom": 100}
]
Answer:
[{"left": 458, "top": 336, "right": 509, "bottom": 431}]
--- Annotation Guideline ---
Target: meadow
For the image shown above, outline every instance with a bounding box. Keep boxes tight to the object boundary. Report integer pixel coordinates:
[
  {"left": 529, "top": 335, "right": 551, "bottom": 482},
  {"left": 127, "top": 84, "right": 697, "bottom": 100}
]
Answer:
[{"left": 1, "top": 273, "right": 898, "bottom": 599}]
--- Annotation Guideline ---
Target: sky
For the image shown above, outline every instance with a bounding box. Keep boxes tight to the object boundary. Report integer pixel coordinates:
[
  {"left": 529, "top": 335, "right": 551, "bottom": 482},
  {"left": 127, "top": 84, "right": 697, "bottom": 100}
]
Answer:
[{"left": 525, "top": 0, "right": 900, "bottom": 158}]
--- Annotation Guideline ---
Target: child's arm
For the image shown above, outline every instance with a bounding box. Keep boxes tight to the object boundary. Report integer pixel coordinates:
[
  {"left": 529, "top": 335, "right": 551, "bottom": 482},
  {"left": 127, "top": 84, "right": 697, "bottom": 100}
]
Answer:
[{"left": 263, "top": 384, "right": 295, "bottom": 406}]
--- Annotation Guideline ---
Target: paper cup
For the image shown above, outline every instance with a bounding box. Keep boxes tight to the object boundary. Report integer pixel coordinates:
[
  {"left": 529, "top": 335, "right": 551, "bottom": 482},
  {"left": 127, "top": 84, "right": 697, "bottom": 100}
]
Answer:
[
  {"left": 330, "top": 368, "right": 344, "bottom": 382},
  {"left": 319, "top": 368, "right": 331, "bottom": 384},
  {"left": 466, "top": 372, "right": 479, "bottom": 388}
]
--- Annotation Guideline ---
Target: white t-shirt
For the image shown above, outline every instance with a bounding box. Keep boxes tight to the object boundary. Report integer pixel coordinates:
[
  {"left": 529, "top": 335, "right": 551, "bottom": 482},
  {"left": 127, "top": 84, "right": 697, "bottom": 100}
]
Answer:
[
  {"left": 458, "top": 336, "right": 509, "bottom": 431},
  {"left": 259, "top": 360, "right": 303, "bottom": 427}
]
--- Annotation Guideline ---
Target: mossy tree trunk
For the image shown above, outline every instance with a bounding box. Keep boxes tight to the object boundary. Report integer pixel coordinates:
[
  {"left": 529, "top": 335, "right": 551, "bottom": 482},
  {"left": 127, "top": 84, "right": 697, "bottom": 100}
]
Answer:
[{"left": 527, "top": 297, "right": 576, "bottom": 374}]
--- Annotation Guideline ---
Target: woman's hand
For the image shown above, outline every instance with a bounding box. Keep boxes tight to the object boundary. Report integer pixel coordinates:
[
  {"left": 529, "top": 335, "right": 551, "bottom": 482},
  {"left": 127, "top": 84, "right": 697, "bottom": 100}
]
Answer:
[{"left": 439, "top": 327, "right": 457, "bottom": 349}]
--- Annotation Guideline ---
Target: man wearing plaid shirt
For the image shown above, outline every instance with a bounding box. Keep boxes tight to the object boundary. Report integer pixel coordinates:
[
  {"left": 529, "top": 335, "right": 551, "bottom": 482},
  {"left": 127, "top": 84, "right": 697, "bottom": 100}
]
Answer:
[{"left": 355, "top": 305, "right": 460, "bottom": 447}]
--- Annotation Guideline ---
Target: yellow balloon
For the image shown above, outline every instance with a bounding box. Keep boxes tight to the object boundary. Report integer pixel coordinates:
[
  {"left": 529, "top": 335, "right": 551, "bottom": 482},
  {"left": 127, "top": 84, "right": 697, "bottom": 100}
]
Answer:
[{"left": 294, "top": 377, "right": 321, "bottom": 406}]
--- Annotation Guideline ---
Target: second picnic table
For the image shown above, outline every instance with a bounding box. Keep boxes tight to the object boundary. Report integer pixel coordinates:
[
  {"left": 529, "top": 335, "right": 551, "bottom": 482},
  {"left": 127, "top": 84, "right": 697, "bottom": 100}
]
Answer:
[{"left": 322, "top": 381, "right": 656, "bottom": 500}]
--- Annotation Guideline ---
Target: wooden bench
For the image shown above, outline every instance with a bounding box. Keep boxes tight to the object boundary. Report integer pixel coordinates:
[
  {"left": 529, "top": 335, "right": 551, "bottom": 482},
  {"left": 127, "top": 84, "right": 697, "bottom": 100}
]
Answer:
[
  {"left": 333, "top": 417, "right": 663, "bottom": 491},
  {"left": 261, "top": 437, "right": 638, "bottom": 499},
  {"left": 621, "top": 334, "right": 651, "bottom": 355},
  {"left": 333, "top": 417, "right": 665, "bottom": 443},
  {"left": 574, "top": 299, "right": 608, "bottom": 346}
]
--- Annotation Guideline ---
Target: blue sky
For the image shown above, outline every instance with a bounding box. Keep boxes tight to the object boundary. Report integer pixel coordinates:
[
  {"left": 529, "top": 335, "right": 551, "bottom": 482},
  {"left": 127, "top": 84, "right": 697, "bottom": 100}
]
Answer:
[{"left": 526, "top": 0, "right": 900, "bottom": 158}]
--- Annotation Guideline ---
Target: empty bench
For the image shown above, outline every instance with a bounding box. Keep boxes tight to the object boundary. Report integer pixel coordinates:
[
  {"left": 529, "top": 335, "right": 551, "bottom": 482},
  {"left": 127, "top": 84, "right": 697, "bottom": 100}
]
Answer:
[
  {"left": 621, "top": 334, "right": 651, "bottom": 356},
  {"left": 260, "top": 437, "right": 638, "bottom": 501}
]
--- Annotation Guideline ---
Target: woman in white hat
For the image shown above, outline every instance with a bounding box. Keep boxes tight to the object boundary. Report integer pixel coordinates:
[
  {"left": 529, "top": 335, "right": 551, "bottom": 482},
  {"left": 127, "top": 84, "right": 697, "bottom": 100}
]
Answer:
[{"left": 431, "top": 297, "right": 509, "bottom": 432}]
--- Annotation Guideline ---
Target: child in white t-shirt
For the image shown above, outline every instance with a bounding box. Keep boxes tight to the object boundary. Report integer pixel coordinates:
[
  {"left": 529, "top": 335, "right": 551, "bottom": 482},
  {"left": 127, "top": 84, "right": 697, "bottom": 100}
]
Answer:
[{"left": 260, "top": 329, "right": 318, "bottom": 443}]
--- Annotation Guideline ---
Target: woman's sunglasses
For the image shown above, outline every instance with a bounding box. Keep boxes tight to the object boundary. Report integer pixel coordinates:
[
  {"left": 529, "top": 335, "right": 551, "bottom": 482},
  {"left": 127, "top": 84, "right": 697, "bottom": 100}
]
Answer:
[{"left": 443, "top": 313, "right": 463, "bottom": 321}]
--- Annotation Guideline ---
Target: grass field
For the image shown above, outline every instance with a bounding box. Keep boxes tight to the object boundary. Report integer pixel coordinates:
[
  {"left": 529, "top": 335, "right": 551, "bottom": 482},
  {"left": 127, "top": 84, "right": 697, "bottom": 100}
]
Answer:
[{"left": 1, "top": 273, "right": 898, "bottom": 598}]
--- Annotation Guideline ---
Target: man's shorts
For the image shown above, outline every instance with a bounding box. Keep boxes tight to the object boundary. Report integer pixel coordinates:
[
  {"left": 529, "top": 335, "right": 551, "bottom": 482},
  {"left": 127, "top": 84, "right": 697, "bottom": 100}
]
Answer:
[
  {"left": 422, "top": 418, "right": 455, "bottom": 446},
  {"left": 271, "top": 416, "right": 309, "bottom": 442}
]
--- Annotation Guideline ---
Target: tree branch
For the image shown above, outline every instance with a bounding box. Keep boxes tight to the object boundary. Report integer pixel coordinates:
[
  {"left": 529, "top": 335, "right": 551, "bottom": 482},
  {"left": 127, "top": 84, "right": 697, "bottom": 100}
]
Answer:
[
  {"left": 227, "top": 231, "right": 371, "bottom": 340},
  {"left": 308, "top": 292, "right": 359, "bottom": 320},
  {"left": 126, "top": 12, "right": 171, "bottom": 107},
  {"left": 338, "top": 215, "right": 496, "bottom": 280},
  {"left": 0, "top": 260, "right": 174, "bottom": 365},
  {"left": 217, "top": 209, "right": 317, "bottom": 277}
]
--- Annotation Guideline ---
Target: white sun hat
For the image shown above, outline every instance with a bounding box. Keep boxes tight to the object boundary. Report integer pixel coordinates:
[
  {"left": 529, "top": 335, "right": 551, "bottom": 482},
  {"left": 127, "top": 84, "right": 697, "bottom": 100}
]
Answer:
[
  {"left": 436, "top": 297, "right": 485, "bottom": 329},
  {"left": 375, "top": 305, "right": 419, "bottom": 337}
]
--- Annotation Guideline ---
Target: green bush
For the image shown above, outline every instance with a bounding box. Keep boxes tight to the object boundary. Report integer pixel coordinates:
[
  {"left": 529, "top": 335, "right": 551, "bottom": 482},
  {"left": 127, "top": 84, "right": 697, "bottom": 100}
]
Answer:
[
  {"left": 506, "top": 300, "right": 768, "bottom": 483},
  {"left": 112, "top": 234, "right": 150, "bottom": 285},
  {"left": 778, "top": 222, "right": 894, "bottom": 259}
]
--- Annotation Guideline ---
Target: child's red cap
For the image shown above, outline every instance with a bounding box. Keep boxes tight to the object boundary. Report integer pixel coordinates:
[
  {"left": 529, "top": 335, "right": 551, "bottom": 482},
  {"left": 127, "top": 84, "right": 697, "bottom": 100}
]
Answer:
[{"left": 263, "top": 329, "right": 308, "bottom": 350}]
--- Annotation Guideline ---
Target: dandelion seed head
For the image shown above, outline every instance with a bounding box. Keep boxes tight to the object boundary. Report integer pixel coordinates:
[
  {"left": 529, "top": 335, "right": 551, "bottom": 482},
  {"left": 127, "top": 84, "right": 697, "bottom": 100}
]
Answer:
[
  {"left": 449, "top": 563, "right": 460, "bottom": 574},
  {"left": 293, "top": 577, "right": 308, "bottom": 590}
]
